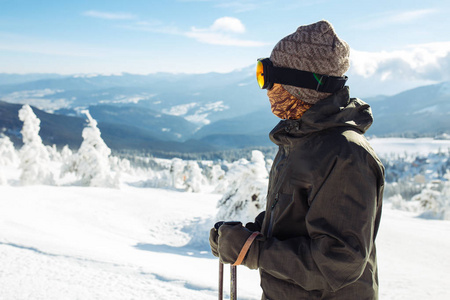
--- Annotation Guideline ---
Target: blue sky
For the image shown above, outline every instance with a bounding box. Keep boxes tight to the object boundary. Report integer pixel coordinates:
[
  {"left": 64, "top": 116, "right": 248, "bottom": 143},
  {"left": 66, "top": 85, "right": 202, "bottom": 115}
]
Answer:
[{"left": 1, "top": 0, "right": 450, "bottom": 76}]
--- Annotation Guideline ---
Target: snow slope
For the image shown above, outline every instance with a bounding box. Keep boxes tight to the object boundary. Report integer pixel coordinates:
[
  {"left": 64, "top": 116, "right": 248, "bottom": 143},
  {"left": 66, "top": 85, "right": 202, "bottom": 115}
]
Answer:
[
  {"left": 1, "top": 185, "right": 449, "bottom": 299},
  {"left": 377, "top": 204, "right": 450, "bottom": 299},
  {"left": 0, "top": 185, "right": 260, "bottom": 300}
]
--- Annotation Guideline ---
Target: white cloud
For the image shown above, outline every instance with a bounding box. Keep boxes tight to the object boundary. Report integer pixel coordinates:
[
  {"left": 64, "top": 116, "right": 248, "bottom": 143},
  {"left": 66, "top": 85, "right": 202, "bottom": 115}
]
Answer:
[
  {"left": 359, "top": 9, "right": 437, "bottom": 30},
  {"left": 394, "top": 9, "right": 436, "bottom": 23},
  {"left": 83, "top": 10, "right": 137, "bottom": 20},
  {"left": 210, "top": 17, "right": 245, "bottom": 33},
  {"left": 186, "top": 17, "right": 267, "bottom": 47},
  {"left": 162, "top": 103, "right": 198, "bottom": 116},
  {"left": 350, "top": 41, "right": 450, "bottom": 80},
  {"left": 347, "top": 42, "right": 450, "bottom": 96},
  {"left": 81, "top": 9, "right": 265, "bottom": 48},
  {"left": 120, "top": 16, "right": 266, "bottom": 47},
  {"left": 0, "top": 32, "right": 147, "bottom": 59},
  {"left": 185, "top": 29, "right": 265, "bottom": 47},
  {"left": 119, "top": 22, "right": 181, "bottom": 35},
  {"left": 0, "top": 34, "right": 103, "bottom": 58}
]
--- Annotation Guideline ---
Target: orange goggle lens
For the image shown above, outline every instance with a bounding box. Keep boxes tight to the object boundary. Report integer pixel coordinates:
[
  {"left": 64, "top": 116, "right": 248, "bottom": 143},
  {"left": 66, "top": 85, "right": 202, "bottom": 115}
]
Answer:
[{"left": 256, "top": 60, "right": 265, "bottom": 89}]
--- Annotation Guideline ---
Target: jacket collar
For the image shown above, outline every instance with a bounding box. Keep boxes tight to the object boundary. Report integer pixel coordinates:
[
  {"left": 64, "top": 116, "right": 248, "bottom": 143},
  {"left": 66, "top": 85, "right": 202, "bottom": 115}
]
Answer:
[{"left": 269, "top": 87, "right": 373, "bottom": 145}]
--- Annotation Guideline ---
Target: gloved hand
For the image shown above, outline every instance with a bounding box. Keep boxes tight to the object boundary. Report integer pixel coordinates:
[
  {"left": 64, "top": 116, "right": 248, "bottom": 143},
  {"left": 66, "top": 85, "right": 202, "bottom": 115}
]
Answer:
[
  {"left": 209, "top": 221, "right": 239, "bottom": 258},
  {"left": 209, "top": 226, "right": 220, "bottom": 258},
  {"left": 209, "top": 221, "right": 261, "bottom": 270},
  {"left": 245, "top": 211, "right": 265, "bottom": 232}
]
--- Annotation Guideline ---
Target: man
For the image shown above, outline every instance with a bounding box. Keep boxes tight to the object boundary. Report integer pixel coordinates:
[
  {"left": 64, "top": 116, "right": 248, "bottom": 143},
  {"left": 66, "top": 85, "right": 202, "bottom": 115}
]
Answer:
[{"left": 210, "top": 20, "right": 385, "bottom": 299}]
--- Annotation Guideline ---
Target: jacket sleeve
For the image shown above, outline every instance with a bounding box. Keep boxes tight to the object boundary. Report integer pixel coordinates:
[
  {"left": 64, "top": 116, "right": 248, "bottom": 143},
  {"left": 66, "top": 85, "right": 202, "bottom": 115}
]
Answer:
[{"left": 258, "top": 153, "right": 382, "bottom": 292}]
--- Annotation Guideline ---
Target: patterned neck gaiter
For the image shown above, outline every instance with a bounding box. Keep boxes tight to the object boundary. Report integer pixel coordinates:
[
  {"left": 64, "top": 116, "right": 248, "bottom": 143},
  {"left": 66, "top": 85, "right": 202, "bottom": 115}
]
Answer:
[{"left": 267, "top": 83, "right": 313, "bottom": 120}]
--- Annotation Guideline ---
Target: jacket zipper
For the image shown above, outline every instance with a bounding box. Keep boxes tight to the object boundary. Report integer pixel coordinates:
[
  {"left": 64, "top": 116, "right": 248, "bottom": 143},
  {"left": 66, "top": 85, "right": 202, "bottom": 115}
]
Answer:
[{"left": 267, "top": 192, "right": 279, "bottom": 238}]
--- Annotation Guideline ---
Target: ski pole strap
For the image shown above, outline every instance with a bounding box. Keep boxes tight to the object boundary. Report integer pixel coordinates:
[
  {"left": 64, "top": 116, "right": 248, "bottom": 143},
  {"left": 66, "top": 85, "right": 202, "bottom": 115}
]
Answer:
[{"left": 232, "top": 231, "right": 261, "bottom": 266}]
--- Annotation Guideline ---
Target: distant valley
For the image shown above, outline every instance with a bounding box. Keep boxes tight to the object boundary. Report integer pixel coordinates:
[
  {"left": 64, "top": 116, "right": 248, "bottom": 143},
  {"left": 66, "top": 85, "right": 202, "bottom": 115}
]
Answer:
[{"left": 0, "top": 72, "right": 449, "bottom": 156}]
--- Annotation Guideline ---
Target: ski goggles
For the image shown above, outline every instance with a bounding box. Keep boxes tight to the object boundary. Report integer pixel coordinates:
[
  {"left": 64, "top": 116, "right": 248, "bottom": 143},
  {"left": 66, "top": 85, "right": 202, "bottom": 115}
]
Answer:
[{"left": 256, "top": 58, "right": 348, "bottom": 92}]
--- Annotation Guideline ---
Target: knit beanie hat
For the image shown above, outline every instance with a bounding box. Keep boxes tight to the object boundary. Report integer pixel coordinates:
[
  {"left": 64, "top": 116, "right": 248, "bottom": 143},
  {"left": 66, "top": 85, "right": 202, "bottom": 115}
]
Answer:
[{"left": 270, "top": 20, "right": 350, "bottom": 104}]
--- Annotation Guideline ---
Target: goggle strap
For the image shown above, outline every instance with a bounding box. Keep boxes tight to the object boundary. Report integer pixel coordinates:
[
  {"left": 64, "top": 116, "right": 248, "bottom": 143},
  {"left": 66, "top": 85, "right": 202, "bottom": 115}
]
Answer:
[{"left": 272, "top": 67, "right": 348, "bottom": 93}]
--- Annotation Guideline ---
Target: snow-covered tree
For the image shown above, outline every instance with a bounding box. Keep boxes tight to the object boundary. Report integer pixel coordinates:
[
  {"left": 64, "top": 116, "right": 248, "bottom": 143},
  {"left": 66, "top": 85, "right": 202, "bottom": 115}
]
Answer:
[
  {"left": 0, "top": 135, "right": 18, "bottom": 185},
  {"left": 216, "top": 150, "right": 268, "bottom": 223},
  {"left": 62, "top": 110, "right": 117, "bottom": 187},
  {"left": 46, "top": 144, "right": 62, "bottom": 162},
  {"left": 442, "top": 171, "right": 450, "bottom": 220},
  {"left": 411, "top": 188, "right": 443, "bottom": 219},
  {"left": 169, "top": 158, "right": 186, "bottom": 189},
  {"left": 109, "top": 156, "right": 131, "bottom": 174},
  {"left": 0, "top": 135, "right": 18, "bottom": 166},
  {"left": 184, "top": 161, "right": 204, "bottom": 192},
  {"left": 60, "top": 145, "right": 73, "bottom": 161},
  {"left": 395, "top": 170, "right": 450, "bottom": 220},
  {"left": 18, "top": 105, "right": 54, "bottom": 185},
  {"left": 210, "top": 164, "right": 226, "bottom": 191}
]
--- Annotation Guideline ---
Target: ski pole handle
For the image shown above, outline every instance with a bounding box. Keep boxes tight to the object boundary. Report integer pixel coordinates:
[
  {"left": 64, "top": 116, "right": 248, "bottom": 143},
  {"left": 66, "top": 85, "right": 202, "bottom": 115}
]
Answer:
[
  {"left": 214, "top": 221, "right": 241, "bottom": 231},
  {"left": 214, "top": 221, "right": 224, "bottom": 231}
]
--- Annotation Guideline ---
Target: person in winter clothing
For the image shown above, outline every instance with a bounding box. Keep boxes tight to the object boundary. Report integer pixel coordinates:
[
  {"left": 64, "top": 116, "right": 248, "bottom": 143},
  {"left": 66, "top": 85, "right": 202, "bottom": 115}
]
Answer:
[{"left": 209, "top": 20, "right": 385, "bottom": 299}]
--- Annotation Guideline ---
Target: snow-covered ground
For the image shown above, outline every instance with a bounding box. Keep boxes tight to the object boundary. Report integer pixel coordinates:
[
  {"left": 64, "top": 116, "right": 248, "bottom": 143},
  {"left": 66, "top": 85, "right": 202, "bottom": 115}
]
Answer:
[
  {"left": 0, "top": 185, "right": 260, "bottom": 300},
  {"left": 1, "top": 184, "right": 449, "bottom": 300}
]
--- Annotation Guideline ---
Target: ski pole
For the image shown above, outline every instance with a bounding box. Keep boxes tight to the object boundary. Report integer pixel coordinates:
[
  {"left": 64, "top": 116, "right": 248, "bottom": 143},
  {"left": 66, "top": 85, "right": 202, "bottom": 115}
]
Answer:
[
  {"left": 214, "top": 221, "right": 241, "bottom": 300},
  {"left": 218, "top": 261, "right": 224, "bottom": 300},
  {"left": 215, "top": 221, "right": 225, "bottom": 300},
  {"left": 218, "top": 263, "right": 237, "bottom": 300},
  {"left": 230, "top": 265, "right": 237, "bottom": 300}
]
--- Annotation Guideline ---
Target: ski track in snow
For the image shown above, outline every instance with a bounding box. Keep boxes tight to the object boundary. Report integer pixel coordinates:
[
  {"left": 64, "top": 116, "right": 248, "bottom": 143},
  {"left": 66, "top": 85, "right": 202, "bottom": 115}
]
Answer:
[
  {"left": 0, "top": 242, "right": 217, "bottom": 300},
  {"left": 0, "top": 185, "right": 449, "bottom": 299}
]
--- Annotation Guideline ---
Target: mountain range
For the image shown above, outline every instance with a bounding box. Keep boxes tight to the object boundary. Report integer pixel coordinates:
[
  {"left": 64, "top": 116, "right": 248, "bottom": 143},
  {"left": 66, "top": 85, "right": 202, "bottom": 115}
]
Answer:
[{"left": 0, "top": 71, "right": 449, "bottom": 155}]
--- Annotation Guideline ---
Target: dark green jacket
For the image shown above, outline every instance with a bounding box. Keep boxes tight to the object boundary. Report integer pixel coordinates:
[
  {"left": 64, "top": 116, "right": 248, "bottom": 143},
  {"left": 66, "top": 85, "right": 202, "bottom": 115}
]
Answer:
[{"left": 250, "top": 87, "right": 384, "bottom": 299}]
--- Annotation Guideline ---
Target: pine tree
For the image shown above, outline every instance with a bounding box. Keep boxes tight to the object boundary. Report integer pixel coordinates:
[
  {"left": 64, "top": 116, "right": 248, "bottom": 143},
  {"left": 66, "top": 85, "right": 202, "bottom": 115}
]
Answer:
[
  {"left": 210, "top": 164, "right": 226, "bottom": 192},
  {"left": 184, "top": 161, "right": 204, "bottom": 192},
  {"left": 0, "top": 135, "right": 18, "bottom": 185},
  {"left": 216, "top": 150, "right": 268, "bottom": 223},
  {"left": 18, "top": 105, "right": 54, "bottom": 185},
  {"left": 0, "top": 135, "right": 18, "bottom": 167},
  {"left": 60, "top": 145, "right": 73, "bottom": 161},
  {"left": 169, "top": 158, "right": 186, "bottom": 189},
  {"left": 62, "top": 110, "right": 117, "bottom": 187}
]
